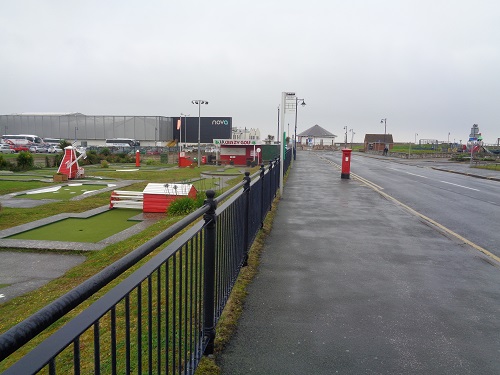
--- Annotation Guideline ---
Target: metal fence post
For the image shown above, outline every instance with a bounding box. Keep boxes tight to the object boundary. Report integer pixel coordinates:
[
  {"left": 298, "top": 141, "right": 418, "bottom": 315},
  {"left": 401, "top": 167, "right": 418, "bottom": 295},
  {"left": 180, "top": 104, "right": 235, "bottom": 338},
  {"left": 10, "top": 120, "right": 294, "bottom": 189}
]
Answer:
[
  {"left": 260, "top": 164, "right": 265, "bottom": 227},
  {"left": 242, "top": 172, "right": 251, "bottom": 267},
  {"left": 269, "top": 160, "right": 274, "bottom": 202},
  {"left": 275, "top": 157, "right": 280, "bottom": 193},
  {"left": 203, "top": 190, "right": 217, "bottom": 355}
]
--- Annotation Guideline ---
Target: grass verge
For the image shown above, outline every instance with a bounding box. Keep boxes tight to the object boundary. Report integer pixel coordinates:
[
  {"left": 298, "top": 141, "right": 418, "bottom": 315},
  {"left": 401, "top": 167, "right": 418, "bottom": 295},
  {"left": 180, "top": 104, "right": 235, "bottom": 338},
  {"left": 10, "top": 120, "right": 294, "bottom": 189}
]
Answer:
[{"left": 475, "top": 164, "right": 500, "bottom": 171}]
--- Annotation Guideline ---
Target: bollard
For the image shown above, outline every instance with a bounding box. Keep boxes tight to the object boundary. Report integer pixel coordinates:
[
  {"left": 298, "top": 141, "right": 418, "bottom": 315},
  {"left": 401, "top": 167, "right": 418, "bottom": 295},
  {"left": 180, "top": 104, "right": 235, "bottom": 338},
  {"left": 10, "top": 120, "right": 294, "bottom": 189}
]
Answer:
[
  {"left": 135, "top": 150, "right": 140, "bottom": 167},
  {"left": 341, "top": 148, "right": 352, "bottom": 179}
]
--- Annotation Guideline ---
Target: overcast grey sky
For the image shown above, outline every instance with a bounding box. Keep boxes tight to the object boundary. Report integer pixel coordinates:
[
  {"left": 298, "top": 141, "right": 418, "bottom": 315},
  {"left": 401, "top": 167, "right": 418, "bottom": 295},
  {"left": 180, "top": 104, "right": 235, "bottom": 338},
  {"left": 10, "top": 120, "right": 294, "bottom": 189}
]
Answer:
[{"left": 1, "top": 0, "right": 499, "bottom": 144}]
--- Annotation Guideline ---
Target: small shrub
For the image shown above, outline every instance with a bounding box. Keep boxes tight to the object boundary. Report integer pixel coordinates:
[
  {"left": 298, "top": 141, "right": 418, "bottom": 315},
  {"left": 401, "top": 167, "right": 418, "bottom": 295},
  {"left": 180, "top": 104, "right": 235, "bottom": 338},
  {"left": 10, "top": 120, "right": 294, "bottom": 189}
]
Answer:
[
  {"left": 101, "top": 148, "right": 111, "bottom": 157},
  {"left": 167, "top": 197, "right": 196, "bottom": 215},
  {"left": 146, "top": 159, "right": 160, "bottom": 166},
  {"left": 83, "top": 150, "right": 100, "bottom": 165},
  {"left": 167, "top": 191, "right": 214, "bottom": 215},
  {"left": 17, "top": 151, "right": 34, "bottom": 171},
  {"left": 54, "top": 153, "right": 63, "bottom": 167},
  {"left": 194, "top": 191, "right": 208, "bottom": 207},
  {"left": 101, "top": 160, "right": 109, "bottom": 168},
  {"left": 59, "top": 140, "right": 71, "bottom": 149},
  {"left": 0, "top": 155, "right": 11, "bottom": 170}
]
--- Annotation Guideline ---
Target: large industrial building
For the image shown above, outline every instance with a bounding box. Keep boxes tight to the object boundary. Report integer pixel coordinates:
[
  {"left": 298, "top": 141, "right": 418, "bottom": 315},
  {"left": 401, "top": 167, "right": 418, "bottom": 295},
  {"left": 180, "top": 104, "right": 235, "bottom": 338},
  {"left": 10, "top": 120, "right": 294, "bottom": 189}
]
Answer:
[{"left": 0, "top": 113, "right": 232, "bottom": 147}]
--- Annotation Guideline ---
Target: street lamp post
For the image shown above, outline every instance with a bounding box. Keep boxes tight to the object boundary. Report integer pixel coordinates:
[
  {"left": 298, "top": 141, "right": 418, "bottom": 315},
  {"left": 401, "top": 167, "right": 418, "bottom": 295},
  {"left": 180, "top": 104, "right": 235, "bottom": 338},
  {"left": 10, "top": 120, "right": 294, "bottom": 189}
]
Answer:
[
  {"left": 293, "top": 97, "right": 306, "bottom": 161},
  {"left": 277, "top": 105, "right": 280, "bottom": 144},
  {"left": 155, "top": 126, "right": 158, "bottom": 151},
  {"left": 74, "top": 114, "right": 79, "bottom": 143},
  {"left": 448, "top": 132, "right": 450, "bottom": 144},
  {"left": 344, "top": 126, "right": 348, "bottom": 149},
  {"left": 191, "top": 100, "right": 208, "bottom": 167},
  {"left": 180, "top": 113, "right": 190, "bottom": 151},
  {"left": 415, "top": 133, "right": 418, "bottom": 145},
  {"left": 349, "top": 129, "right": 355, "bottom": 149},
  {"left": 380, "top": 118, "right": 387, "bottom": 148}
]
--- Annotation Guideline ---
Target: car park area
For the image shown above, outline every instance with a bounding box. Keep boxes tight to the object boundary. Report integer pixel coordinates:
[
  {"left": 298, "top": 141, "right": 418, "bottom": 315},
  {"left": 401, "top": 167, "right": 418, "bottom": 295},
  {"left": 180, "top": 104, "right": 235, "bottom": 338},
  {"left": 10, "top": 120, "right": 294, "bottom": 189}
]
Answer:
[{"left": 0, "top": 144, "right": 15, "bottom": 154}]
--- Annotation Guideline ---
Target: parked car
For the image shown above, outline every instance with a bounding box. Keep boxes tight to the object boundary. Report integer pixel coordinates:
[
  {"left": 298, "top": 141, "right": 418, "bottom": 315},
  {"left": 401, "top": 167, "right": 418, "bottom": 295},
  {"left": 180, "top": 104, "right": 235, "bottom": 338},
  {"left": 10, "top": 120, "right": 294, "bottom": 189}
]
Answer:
[
  {"left": 48, "top": 145, "right": 63, "bottom": 153},
  {"left": 29, "top": 145, "right": 49, "bottom": 153},
  {"left": 12, "top": 145, "right": 29, "bottom": 153},
  {"left": 0, "top": 144, "right": 15, "bottom": 154}
]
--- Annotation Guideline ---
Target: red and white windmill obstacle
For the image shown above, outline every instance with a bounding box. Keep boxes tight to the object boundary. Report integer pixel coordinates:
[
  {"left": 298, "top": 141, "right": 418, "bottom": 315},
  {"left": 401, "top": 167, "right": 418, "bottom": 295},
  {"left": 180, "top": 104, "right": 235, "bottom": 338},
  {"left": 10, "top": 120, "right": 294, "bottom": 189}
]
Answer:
[{"left": 57, "top": 146, "right": 86, "bottom": 179}]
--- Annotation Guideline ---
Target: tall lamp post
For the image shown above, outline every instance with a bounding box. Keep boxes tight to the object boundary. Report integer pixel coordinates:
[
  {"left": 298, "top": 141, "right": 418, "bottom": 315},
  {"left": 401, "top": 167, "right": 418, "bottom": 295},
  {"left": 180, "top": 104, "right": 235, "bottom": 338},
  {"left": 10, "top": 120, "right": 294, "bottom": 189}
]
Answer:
[
  {"left": 380, "top": 118, "right": 387, "bottom": 149},
  {"left": 74, "top": 114, "right": 79, "bottom": 143},
  {"left": 349, "top": 129, "right": 355, "bottom": 149},
  {"left": 344, "top": 126, "right": 348, "bottom": 149},
  {"left": 415, "top": 133, "right": 418, "bottom": 144},
  {"left": 293, "top": 97, "right": 306, "bottom": 160},
  {"left": 180, "top": 113, "right": 190, "bottom": 151},
  {"left": 191, "top": 100, "right": 208, "bottom": 167},
  {"left": 155, "top": 126, "right": 158, "bottom": 151},
  {"left": 277, "top": 105, "right": 280, "bottom": 144}
]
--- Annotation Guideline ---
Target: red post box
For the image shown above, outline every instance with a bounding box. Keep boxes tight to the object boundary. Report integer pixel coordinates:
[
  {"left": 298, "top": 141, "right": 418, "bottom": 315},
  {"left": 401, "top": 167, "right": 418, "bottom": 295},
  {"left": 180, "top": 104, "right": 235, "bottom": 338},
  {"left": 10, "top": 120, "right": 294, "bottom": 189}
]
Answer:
[
  {"left": 201, "top": 155, "right": 207, "bottom": 164},
  {"left": 341, "top": 148, "right": 352, "bottom": 179}
]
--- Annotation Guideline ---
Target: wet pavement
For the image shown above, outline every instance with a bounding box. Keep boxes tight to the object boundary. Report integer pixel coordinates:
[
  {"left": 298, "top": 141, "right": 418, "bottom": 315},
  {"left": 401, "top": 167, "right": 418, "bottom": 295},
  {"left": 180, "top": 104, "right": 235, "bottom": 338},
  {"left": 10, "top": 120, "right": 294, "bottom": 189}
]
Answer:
[{"left": 219, "top": 151, "right": 500, "bottom": 374}]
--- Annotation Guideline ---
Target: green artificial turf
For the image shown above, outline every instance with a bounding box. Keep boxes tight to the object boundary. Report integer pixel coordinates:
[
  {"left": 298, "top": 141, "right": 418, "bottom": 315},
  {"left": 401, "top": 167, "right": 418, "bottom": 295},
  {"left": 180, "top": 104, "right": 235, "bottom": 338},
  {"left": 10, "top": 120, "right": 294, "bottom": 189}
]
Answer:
[
  {"left": 7, "top": 209, "right": 140, "bottom": 243},
  {"left": 0, "top": 180, "right": 51, "bottom": 195},
  {"left": 18, "top": 184, "right": 108, "bottom": 200}
]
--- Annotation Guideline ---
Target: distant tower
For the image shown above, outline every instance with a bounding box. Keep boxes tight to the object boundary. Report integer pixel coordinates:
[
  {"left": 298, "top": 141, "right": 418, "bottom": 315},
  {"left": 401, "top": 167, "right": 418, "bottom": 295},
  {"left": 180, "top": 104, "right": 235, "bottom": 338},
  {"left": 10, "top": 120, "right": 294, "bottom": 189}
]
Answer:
[{"left": 469, "top": 124, "right": 480, "bottom": 140}]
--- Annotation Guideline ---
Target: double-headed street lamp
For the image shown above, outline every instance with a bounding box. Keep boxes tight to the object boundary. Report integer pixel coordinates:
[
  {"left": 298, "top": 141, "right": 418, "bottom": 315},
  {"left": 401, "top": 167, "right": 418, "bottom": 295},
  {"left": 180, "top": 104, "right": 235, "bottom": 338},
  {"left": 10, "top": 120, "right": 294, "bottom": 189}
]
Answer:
[
  {"left": 191, "top": 100, "right": 208, "bottom": 167},
  {"left": 294, "top": 97, "right": 306, "bottom": 160}
]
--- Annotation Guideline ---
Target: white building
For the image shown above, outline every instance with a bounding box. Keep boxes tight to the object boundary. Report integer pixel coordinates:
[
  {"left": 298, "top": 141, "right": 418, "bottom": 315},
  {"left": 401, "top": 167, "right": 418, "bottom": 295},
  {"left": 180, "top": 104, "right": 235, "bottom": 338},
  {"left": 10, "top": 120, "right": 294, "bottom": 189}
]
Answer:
[{"left": 297, "top": 125, "right": 336, "bottom": 146}]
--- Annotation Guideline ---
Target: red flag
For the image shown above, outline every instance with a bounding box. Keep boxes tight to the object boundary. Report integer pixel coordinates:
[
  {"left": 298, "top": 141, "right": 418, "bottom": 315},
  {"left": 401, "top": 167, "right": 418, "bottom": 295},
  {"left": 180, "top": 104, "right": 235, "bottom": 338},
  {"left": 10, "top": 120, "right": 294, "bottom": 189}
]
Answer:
[{"left": 177, "top": 119, "right": 181, "bottom": 130}]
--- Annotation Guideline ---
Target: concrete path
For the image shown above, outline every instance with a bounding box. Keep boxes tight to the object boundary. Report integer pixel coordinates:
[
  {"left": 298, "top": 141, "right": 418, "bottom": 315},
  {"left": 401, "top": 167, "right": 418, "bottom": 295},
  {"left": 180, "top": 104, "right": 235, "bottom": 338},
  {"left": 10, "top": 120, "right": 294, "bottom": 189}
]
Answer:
[{"left": 219, "top": 151, "right": 500, "bottom": 374}]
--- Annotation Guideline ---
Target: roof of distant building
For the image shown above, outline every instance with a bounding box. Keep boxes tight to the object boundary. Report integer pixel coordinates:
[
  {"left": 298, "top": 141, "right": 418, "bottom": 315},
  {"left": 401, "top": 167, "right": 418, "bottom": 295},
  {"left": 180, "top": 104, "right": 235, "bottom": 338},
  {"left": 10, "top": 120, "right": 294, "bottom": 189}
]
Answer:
[
  {"left": 8, "top": 112, "right": 85, "bottom": 116},
  {"left": 298, "top": 125, "right": 336, "bottom": 137}
]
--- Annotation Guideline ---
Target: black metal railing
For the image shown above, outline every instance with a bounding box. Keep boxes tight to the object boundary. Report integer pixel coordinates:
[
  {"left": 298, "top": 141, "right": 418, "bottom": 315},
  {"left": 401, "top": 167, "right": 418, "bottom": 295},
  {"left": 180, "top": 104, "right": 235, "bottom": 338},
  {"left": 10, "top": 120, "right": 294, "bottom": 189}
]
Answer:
[{"left": 0, "top": 149, "right": 291, "bottom": 374}]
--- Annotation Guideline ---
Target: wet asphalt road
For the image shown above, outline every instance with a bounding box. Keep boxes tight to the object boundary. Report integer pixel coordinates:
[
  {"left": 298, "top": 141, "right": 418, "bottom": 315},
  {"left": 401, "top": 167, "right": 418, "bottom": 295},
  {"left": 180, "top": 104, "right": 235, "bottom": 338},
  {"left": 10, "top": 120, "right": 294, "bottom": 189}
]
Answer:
[
  {"left": 219, "top": 151, "right": 500, "bottom": 374},
  {"left": 324, "top": 152, "right": 500, "bottom": 258}
]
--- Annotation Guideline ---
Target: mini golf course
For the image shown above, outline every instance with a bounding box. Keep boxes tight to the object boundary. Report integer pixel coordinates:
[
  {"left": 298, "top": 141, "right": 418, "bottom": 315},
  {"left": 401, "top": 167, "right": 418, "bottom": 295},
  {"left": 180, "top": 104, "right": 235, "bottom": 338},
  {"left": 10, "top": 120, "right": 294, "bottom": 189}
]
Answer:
[
  {"left": 7, "top": 208, "right": 140, "bottom": 243},
  {"left": 18, "top": 184, "right": 113, "bottom": 200}
]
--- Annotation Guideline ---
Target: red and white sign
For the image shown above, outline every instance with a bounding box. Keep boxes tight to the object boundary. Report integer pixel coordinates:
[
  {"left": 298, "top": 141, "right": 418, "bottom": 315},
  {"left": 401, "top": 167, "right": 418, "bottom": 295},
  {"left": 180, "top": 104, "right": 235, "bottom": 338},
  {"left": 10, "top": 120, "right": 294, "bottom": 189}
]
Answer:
[{"left": 213, "top": 139, "right": 258, "bottom": 146}]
